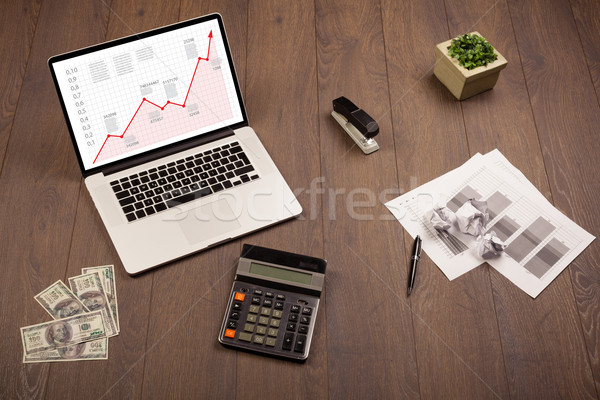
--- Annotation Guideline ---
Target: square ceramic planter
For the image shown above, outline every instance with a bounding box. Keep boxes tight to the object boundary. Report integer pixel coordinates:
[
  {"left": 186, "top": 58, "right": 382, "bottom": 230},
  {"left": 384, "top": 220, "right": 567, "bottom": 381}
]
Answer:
[{"left": 433, "top": 32, "right": 507, "bottom": 100}]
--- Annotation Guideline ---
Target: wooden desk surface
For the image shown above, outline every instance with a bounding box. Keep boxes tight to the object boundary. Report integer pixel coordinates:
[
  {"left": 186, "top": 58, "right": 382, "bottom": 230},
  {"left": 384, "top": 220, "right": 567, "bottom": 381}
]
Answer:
[{"left": 2, "top": 0, "right": 599, "bottom": 398}]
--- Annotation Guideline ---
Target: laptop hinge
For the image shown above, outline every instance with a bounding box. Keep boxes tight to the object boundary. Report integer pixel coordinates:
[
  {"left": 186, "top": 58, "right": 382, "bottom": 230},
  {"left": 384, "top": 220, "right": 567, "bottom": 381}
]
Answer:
[{"left": 102, "top": 128, "right": 236, "bottom": 176}]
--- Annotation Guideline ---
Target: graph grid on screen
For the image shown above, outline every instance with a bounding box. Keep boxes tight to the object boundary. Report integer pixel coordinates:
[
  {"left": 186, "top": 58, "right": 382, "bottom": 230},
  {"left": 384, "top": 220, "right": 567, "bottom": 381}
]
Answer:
[{"left": 52, "top": 18, "right": 243, "bottom": 170}]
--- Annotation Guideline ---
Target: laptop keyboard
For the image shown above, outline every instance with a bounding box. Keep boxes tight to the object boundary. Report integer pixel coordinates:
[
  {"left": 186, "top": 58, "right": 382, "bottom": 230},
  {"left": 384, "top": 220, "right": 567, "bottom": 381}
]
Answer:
[{"left": 109, "top": 142, "right": 259, "bottom": 222}]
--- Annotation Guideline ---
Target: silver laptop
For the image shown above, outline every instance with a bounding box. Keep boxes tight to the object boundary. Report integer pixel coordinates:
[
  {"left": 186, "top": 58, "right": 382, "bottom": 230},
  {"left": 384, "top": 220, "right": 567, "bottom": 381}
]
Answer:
[{"left": 49, "top": 14, "right": 301, "bottom": 275}]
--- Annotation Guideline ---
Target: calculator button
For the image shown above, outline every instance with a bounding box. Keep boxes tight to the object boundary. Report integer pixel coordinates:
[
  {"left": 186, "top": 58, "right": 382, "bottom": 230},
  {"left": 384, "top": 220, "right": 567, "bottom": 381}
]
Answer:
[
  {"left": 282, "top": 332, "right": 295, "bottom": 350},
  {"left": 261, "top": 307, "right": 271, "bottom": 317},
  {"left": 244, "top": 323, "right": 255, "bottom": 333},
  {"left": 276, "top": 294, "right": 286, "bottom": 301},
  {"left": 230, "top": 311, "right": 240, "bottom": 320},
  {"left": 246, "top": 314, "right": 257, "bottom": 323},
  {"left": 272, "top": 310, "right": 283, "bottom": 319},
  {"left": 251, "top": 296, "right": 261, "bottom": 305},
  {"left": 300, "top": 316, "right": 311, "bottom": 325},
  {"left": 270, "top": 319, "right": 281, "bottom": 328},
  {"left": 263, "top": 299, "right": 273, "bottom": 307},
  {"left": 234, "top": 292, "right": 245, "bottom": 302},
  {"left": 258, "top": 316, "right": 269, "bottom": 325},
  {"left": 224, "top": 329, "right": 236, "bottom": 338},
  {"left": 294, "top": 335, "right": 307, "bottom": 353},
  {"left": 254, "top": 289, "right": 263, "bottom": 295},
  {"left": 298, "top": 325, "right": 309, "bottom": 334},
  {"left": 232, "top": 302, "right": 242, "bottom": 311},
  {"left": 286, "top": 322, "right": 296, "bottom": 331},
  {"left": 253, "top": 335, "right": 265, "bottom": 345},
  {"left": 288, "top": 314, "right": 299, "bottom": 322},
  {"left": 249, "top": 305, "right": 260, "bottom": 314},
  {"left": 265, "top": 291, "right": 274, "bottom": 298},
  {"left": 227, "top": 321, "right": 238, "bottom": 329},
  {"left": 256, "top": 326, "right": 267, "bottom": 335},
  {"left": 239, "top": 332, "right": 252, "bottom": 342},
  {"left": 274, "top": 301, "right": 284, "bottom": 310},
  {"left": 290, "top": 305, "right": 301, "bottom": 313},
  {"left": 302, "top": 306, "right": 313, "bottom": 315},
  {"left": 268, "top": 328, "right": 278, "bottom": 337},
  {"left": 266, "top": 337, "right": 277, "bottom": 347}
]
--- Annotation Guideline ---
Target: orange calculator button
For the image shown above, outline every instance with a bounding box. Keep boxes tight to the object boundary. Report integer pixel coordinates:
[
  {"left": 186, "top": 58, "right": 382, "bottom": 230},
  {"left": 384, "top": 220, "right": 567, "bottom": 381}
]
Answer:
[
  {"left": 234, "top": 292, "right": 245, "bottom": 302},
  {"left": 224, "top": 329, "right": 236, "bottom": 338}
]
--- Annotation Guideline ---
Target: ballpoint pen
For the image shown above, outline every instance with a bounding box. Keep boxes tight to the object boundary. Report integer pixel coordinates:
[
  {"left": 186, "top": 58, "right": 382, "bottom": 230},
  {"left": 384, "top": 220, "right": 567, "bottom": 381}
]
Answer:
[{"left": 407, "top": 235, "right": 422, "bottom": 295}]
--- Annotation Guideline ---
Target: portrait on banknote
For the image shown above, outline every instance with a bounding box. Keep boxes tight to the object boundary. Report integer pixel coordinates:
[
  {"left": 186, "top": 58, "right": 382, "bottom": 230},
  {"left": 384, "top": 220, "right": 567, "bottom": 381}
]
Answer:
[{"left": 45, "top": 322, "right": 72, "bottom": 346}]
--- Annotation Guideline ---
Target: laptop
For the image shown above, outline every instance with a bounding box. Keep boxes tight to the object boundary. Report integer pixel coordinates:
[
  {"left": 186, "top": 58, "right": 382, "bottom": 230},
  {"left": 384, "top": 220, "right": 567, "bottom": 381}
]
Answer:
[{"left": 49, "top": 13, "right": 302, "bottom": 275}]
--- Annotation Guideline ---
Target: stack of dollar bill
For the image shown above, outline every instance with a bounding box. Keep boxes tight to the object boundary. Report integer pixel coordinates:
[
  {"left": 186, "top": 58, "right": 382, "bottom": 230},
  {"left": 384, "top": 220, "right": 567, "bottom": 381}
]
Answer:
[{"left": 21, "top": 265, "right": 120, "bottom": 363}]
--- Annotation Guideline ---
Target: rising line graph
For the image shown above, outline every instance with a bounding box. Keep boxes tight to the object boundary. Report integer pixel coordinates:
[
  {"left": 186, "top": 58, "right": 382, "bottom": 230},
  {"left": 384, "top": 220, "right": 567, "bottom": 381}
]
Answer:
[{"left": 92, "top": 30, "right": 213, "bottom": 164}]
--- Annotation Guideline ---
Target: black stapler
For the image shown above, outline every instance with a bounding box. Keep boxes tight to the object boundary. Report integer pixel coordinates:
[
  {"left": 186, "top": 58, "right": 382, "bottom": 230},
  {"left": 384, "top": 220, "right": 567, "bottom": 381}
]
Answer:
[{"left": 331, "top": 96, "right": 379, "bottom": 154}]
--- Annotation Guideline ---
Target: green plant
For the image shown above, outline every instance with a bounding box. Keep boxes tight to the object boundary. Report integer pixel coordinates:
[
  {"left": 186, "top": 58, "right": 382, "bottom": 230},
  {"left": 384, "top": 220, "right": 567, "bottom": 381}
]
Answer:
[{"left": 447, "top": 33, "right": 498, "bottom": 70}]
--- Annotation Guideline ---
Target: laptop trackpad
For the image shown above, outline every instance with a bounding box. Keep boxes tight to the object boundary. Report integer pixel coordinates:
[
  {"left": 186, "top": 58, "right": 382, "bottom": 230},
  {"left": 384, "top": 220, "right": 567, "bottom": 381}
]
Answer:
[{"left": 177, "top": 198, "right": 241, "bottom": 244}]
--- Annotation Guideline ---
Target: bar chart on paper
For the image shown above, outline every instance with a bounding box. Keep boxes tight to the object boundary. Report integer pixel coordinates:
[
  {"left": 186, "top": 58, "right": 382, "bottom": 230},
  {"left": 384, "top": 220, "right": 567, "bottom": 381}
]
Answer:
[
  {"left": 386, "top": 150, "right": 594, "bottom": 297},
  {"left": 52, "top": 21, "right": 242, "bottom": 170}
]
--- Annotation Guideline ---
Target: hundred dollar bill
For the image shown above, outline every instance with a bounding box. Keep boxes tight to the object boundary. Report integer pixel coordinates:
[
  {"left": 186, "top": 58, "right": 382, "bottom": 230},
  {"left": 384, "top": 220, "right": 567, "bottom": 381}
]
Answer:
[
  {"left": 21, "top": 310, "right": 106, "bottom": 355},
  {"left": 82, "top": 265, "right": 119, "bottom": 333},
  {"left": 69, "top": 272, "right": 118, "bottom": 337},
  {"left": 23, "top": 338, "right": 108, "bottom": 363},
  {"left": 35, "top": 280, "right": 90, "bottom": 319}
]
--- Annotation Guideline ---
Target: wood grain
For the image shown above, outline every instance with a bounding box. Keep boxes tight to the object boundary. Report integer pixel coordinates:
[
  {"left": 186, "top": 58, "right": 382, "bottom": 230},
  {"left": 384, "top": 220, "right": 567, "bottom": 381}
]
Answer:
[
  {"left": 0, "top": 0, "right": 41, "bottom": 173},
  {"left": 508, "top": 0, "right": 600, "bottom": 397},
  {"left": 0, "top": 0, "right": 109, "bottom": 398},
  {"left": 380, "top": 0, "right": 510, "bottom": 398},
  {"left": 235, "top": 1, "right": 327, "bottom": 398},
  {"left": 570, "top": 0, "right": 600, "bottom": 96},
  {"left": 315, "top": 0, "right": 421, "bottom": 397}
]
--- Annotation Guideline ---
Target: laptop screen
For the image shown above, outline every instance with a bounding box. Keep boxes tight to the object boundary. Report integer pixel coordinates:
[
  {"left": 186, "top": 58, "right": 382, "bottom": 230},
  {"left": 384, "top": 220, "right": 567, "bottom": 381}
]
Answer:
[{"left": 49, "top": 14, "right": 246, "bottom": 174}]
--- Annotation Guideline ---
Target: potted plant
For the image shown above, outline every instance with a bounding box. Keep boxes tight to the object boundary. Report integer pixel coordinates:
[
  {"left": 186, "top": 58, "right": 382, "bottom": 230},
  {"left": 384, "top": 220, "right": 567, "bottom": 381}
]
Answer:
[{"left": 433, "top": 32, "right": 507, "bottom": 100}]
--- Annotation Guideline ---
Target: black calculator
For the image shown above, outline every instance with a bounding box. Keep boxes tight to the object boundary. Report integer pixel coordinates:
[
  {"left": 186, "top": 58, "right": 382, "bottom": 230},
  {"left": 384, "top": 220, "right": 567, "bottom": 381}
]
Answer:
[{"left": 218, "top": 244, "right": 327, "bottom": 361}]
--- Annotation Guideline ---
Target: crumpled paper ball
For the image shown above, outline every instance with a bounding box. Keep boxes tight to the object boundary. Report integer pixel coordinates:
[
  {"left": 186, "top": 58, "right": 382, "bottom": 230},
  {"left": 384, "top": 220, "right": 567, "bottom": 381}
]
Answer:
[
  {"left": 430, "top": 206, "right": 455, "bottom": 231},
  {"left": 455, "top": 199, "right": 489, "bottom": 236},
  {"left": 477, "top": 231, "right": 506, "bottom": 259}
]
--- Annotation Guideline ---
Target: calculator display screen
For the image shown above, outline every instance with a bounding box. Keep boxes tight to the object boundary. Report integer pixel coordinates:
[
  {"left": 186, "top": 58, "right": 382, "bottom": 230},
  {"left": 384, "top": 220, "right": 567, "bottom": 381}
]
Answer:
[{"left": 249, "top": 262, "right": 312, "bottom": 285}]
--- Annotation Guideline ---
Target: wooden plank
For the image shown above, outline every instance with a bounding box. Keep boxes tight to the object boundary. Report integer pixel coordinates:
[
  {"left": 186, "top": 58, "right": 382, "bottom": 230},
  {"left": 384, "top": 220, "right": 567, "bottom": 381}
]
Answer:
[
  {"left": 380, "top": 0, "right": 510, "bottom": 398},
  {"left": 0, "top": 0, "right": 41, "bottom": 173},
  {"left": 234, "top": 1, "right": 326, "bottom": 397},
  {"left": 315, "top": 0, "right": 420, "bottom": 397},
  {"left": 140, "top": 2, "right": 244, "bottom": 399},
  {"left": 42, "top": 0, "right": 180, "bottom": 398},
  {"left": 443, "top": 0, "right": 598, "bottom": 398},
  {"left": 506, "top": 0, "right": 600, "bottom": 397},
  {"left": 0, "top": 0, "right": 109, "bottom": 398},
  {"left": 570, "top": 0, "right": 600, "bottom": 95}
]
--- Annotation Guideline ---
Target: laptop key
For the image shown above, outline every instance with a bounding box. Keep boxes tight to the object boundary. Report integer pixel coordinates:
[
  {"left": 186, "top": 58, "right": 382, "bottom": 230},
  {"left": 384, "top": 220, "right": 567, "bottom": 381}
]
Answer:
[
  {"left": 235, "top": 165, "right": 255, "bottom": 176},
  {"left": 155, "top": 202, "right": 167, "bottom": 212},
  {"left": 126, "top": 213, "right": 137, "bottom": 222},
  {"left": 230, "top": 145, "right": 243, "bottom": 153},
  {"left": 123, "top": 205, "right": 135, "bottom": 214},
  {"left": 212, "top": 183, "right": 224, "bottom": 192},
  {"left": 145, "top": 206, "right": 156, "bottom": 216},
  {"left": 115, "top": 190, "right": 130, "bottom": 200},
  {"left": 135, "top": 210, "right": 146, "bottom": 218},
  {"left": 166, "top": 187, "right": 212, "bottom": 208},
  {"left": 119, "top": 196, "right": 136, "bottom": 207},
  {"left": 223, "top": 181, "right": 233, "bottom": 189},
  {"left": 134, "top": 201, "right": 144, "bottom": 210}
]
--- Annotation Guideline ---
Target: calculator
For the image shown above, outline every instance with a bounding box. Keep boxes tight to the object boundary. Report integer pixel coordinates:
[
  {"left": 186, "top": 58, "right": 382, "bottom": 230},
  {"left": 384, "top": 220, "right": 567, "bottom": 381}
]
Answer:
[{"left": 218, "top": 244, "right": 327, "bottom": 361}]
